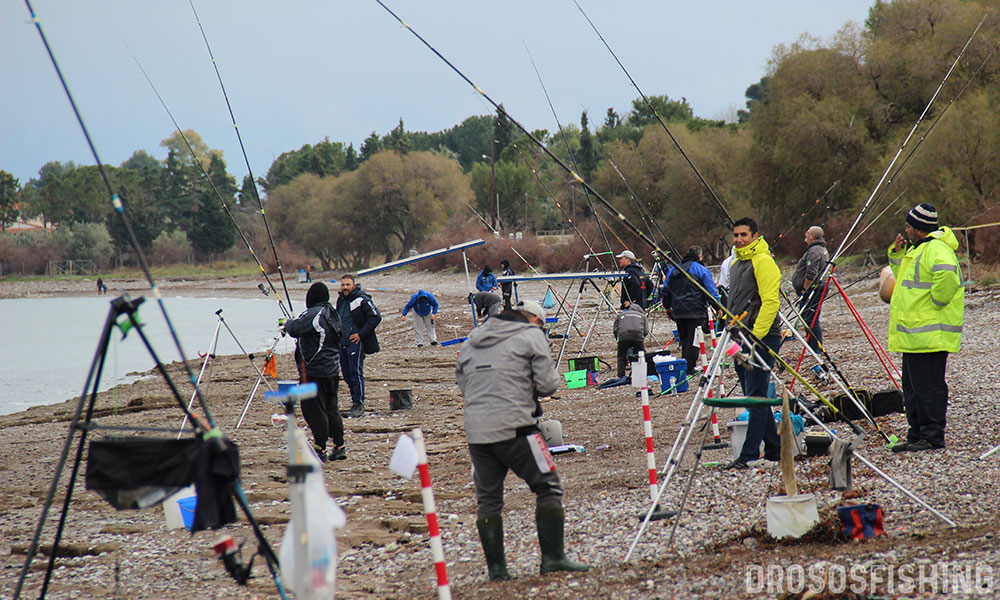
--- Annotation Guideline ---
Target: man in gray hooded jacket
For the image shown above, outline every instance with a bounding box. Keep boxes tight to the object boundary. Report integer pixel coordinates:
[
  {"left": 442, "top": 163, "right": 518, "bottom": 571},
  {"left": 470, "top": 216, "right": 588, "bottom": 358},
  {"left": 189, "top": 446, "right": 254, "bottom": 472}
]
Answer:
[{"left": 457, "top": 299, "right": 589, "bottom": 581}]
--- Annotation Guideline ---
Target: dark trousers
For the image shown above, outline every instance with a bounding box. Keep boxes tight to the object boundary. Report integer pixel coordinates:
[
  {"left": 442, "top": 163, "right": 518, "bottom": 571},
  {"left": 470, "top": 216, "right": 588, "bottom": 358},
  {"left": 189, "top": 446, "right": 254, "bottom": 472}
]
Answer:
[
  {"left": 300, "top": 375, "right": 344, "bottom": 450},
  {"left": 735, "top": 333, "right": 782, "bottom": 462},
  {"left": 901, "top": 351, "right": 948, "bottom": 447},
  {"left": 617, "top": 340, "right": 645, "bottom": 378},
  {"left": 675, "top": 317, "right": 708, "bottom": 374},
  {"left": 469, "top": 435, "right": 563, "bottom": 518},
  {"left": 501, "top": 284, "right": 513, "bottom": 311},
  {"left": 339, "top": 341, "right": 366, "bottom": 406},
  {"left": 798, "top": 290, "right": 823, "bottom": 354}
]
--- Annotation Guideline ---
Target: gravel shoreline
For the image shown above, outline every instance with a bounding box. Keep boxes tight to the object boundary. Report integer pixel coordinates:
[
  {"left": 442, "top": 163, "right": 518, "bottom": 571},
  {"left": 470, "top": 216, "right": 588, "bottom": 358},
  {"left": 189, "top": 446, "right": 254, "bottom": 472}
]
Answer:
[{"left": 3, "top": 267, "right": 1000, "bottom": 599}]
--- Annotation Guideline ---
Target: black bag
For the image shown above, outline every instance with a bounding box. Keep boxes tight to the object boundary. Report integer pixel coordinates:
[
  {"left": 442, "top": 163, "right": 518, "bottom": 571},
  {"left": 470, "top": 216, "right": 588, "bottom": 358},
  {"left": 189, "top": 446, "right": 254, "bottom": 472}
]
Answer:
[
  {"left": 389, "top": 389, "right": 413, "bottom": 410},
  {"left": 86, "top": 437, "right": 199, "bottom": 510},
  {"left": 870, "top": 388, "right": 904, "bottom": 416},
  {"left": 831, "top": 389, "right": 872, "bottom": 421}
]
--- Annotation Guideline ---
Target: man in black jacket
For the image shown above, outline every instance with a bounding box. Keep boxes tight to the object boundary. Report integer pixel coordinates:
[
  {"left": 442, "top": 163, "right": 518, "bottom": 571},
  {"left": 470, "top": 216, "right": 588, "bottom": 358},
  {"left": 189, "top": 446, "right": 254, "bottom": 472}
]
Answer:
[
  {"left": 616, "top": 250, "right": 648, "bottom": 309},
  {"left": 499, "top": 259, "right": 516, "bottom": 310},
  {"left": 283, "top": 282, "right": 347, "bottom": 461},
  {"left": 336, "top": 274, "right": 381, "bottom": 418}
]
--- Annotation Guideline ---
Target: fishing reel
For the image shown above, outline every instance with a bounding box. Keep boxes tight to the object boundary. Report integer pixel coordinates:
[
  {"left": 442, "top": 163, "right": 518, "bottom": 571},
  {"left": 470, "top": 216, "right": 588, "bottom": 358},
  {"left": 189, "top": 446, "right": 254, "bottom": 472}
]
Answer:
[{"left": 212, "top": 535, "right": 255, "bottom": 585}]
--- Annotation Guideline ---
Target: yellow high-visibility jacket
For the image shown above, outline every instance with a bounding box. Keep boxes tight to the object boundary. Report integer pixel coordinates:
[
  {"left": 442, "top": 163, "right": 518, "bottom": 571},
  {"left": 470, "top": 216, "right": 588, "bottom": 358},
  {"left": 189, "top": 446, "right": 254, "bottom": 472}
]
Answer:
[{"left": 887, "top": 227, "right": 964, "bottom": 353}]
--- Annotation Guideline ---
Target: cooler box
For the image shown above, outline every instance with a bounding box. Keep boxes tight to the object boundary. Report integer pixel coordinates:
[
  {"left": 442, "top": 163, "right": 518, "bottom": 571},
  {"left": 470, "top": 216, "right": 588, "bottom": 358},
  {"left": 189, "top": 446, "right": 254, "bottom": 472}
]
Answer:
[
  {"left": 567, "top": 356, "right": 599, "bottom": 373},
  {"left": 656, "top": 358, "right": 688, "bottom": 393}
]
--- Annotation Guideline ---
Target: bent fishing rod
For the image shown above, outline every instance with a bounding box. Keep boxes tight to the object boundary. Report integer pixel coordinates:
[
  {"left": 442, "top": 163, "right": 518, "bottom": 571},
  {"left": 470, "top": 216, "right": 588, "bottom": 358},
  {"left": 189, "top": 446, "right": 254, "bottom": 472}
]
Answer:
[
  {"left": 571, "top": 0, "right": 734, "bottom": 231},
  {"left": 128, "top": 48, "right": 293, "bottom": 320},
  {"left": 840, "top": 32, "right": 1000, "bottom": 255},
  {"left": 794, "top": 16, "right": 986, "bottom": 314},
  {"left": 372, "top": 0, "right": 867, "bottom": 428},
  {"left": 17, "top": 4, "right": 287, "bottom": 598},
  {"left": 187, "top": 0, "right": 293, "bottom": 316},
  {"left": 829, "top": 13, "right": 985, "bottom": 265}
]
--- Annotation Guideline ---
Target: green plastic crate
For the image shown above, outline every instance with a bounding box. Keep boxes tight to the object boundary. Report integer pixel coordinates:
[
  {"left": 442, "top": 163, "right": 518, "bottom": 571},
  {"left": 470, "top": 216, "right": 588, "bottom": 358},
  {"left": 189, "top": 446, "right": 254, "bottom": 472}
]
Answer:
[{"left": 563, "top": 369, "right": 588, "bottom": 389}]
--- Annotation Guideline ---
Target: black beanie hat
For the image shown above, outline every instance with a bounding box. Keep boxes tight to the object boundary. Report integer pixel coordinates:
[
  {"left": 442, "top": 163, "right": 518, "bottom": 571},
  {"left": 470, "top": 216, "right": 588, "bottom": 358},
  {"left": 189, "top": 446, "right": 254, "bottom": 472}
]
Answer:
[
  {"left": 906, "top": 203, "right": 938, "bottom": 232},
  {"left": 305, "top": 282, "right": 330, "bottom": 307},
  {"left": 500, "top": 259, "right": 510, "bottom": 268}
]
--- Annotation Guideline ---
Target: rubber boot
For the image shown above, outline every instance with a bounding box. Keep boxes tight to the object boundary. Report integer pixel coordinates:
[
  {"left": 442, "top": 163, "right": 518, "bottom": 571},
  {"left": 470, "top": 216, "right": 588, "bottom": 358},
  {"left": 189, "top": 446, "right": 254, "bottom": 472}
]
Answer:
[
  {"left": 476, "top": 514, "right": 512, "bottom": 581},
  {"left": 536, "top": 506, "right": 590, "bottom": 574}
]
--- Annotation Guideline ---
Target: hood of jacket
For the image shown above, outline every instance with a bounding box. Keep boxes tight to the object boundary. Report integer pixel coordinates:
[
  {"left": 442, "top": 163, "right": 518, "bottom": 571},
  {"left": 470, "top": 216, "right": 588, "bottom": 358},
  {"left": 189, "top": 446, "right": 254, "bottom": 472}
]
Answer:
[
  {"left": 928, "top": 227, "right": 959, "bottom": 251},
  {"left": 466, "top": 313, "right": 534, "bottom": 349},
  {"left": 735, "top": 236, "right": 771, "bottom": 262}
]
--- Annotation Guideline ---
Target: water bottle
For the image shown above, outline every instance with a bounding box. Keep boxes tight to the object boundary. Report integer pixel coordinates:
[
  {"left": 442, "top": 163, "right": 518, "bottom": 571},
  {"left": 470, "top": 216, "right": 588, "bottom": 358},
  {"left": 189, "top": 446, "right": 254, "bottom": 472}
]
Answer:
[{"left": 668, "top": 376, "right": 676, "bottom": 394}]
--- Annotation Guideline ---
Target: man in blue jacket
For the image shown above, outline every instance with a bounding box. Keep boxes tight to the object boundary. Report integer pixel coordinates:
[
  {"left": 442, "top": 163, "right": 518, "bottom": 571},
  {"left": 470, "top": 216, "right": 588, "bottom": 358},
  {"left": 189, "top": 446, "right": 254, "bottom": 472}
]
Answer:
[
  {"left": 401, "top": 289, "right": 439, "bottom": 347},
  {"left": 477, "top": 265, "right": 498, "bottom": 292},
  {"left": 661, "top": 245, "right": 720, "bottom": 373},
  {"left": 336, "top": 274, "right": 381, "bottom": 418}
]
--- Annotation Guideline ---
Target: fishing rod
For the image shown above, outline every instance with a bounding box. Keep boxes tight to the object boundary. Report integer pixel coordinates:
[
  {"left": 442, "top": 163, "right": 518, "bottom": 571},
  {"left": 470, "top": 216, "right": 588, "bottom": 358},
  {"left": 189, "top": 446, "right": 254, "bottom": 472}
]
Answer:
[
  {"left": 828, "top": 13, "right": 986, "bottom": 264},
  {"left": 773, "top": 179, "right": 839, "bottom": 246},
  {"left": 187, "top": 0, "right": 293, "bottom": 316},
  {"left": 16, "top": 4, "right": 288, "bottom": 598},
  {"left": 840, "top": 33, "right": 1000, "bottom": 254},
  {"left": 571, "top": 0, "right": 735, "bottom": 231},
  {"left": 371, "top": 0, "right": 870, "bottom": 436},
  {"left": 127, "top": 47, "right": 293, "bottom": 320},
  {"left": 520, "top": 36, "right": 617, "bottom": 261},
  {"left": 793, "top": 16, "right": 986, "bottom": 318},
  {"left": 608, "top": 158, "right": 680, "bottom": 259}
]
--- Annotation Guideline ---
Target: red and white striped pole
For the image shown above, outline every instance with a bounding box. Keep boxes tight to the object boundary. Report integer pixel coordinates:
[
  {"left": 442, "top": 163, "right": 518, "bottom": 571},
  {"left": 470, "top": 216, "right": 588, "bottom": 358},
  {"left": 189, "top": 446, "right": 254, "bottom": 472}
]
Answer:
[
  {"left": 412, "top": 428, "right": 452, "bottom": 600},
  {"left": 637, "top": 351, "right": 658, "bottom": 503}
]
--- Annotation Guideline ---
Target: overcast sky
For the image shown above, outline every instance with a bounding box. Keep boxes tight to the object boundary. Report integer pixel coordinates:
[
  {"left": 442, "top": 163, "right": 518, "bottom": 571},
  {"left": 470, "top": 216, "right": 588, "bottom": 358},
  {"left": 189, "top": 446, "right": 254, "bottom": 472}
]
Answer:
[{"left": 1, "top": 1, "right": 876, "bottom": 185}]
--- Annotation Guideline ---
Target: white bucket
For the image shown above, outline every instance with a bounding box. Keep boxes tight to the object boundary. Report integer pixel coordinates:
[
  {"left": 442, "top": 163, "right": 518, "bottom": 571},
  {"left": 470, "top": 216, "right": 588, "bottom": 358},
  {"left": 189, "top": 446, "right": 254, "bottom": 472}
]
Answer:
[
  {"left": 766, "top": 494, "right": 819, "bottom": 539},
  {"left": 162, "top": 485, "right": 196, "bottom": 530}
]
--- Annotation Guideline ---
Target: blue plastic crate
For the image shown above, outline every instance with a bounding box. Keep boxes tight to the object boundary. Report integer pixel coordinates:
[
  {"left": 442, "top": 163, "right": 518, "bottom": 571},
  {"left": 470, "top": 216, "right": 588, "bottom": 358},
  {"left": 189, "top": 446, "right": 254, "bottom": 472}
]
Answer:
[{"left": 656, "top": 358, "right": 688, "bottom": 393}]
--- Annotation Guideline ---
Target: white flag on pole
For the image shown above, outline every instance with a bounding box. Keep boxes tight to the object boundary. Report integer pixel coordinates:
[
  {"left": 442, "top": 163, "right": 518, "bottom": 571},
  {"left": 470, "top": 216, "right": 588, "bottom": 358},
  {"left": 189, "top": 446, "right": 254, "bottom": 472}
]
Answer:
[{"left": 389, "top": 434, "right": 419, "bottom": 479}]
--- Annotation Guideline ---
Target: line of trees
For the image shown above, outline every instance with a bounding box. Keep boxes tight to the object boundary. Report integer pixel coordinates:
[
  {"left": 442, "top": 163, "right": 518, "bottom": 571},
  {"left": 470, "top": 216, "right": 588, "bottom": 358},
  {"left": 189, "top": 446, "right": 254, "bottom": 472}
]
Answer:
[{"left": 4, "top": 0, "right": 1000, "bottom": 275}]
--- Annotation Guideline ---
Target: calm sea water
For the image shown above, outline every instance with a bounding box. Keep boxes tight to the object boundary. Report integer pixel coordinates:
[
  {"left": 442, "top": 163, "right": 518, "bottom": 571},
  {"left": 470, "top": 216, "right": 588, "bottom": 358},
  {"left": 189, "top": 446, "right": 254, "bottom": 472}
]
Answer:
[{"left": 0, "top": 295, "right": 297, "bottom": 415}]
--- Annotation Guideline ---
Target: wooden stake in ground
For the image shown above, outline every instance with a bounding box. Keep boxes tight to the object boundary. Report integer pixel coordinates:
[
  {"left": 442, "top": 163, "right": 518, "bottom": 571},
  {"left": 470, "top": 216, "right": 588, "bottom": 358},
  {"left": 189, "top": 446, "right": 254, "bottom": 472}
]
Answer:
[{"left": 778, "top": 386, "right": 797, "bottom": 496}]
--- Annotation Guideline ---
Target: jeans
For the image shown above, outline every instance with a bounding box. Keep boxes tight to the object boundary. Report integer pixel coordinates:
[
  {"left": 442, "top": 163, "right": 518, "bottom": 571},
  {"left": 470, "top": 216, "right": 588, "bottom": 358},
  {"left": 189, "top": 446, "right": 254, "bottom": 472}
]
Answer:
[{"left": 735, "top": 333, "right": 782, "bottom": 462}]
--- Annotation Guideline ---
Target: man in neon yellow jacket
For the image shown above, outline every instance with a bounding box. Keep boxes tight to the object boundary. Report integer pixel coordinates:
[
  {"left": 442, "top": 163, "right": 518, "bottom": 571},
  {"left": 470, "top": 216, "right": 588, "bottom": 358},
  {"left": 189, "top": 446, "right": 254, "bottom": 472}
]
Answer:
[
  {"left": 888, "top": 203, "right": 964, "bottom": 452},
  {"left": 724, "top": 217, "right": 783, "bottom": 469}
]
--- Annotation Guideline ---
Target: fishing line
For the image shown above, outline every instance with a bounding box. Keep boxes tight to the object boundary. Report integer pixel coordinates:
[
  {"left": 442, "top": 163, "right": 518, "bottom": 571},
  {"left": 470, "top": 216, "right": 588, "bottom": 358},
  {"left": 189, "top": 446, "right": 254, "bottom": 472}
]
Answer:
[
  {"left": 126, "top": 46, "right": 292, "bottom": 320},
  {"left": 471, "top": 94, "right": 610, "bottom": 269},
  {"left": 20, "top": 0, "right": 212, "bottom": 427},
  {"left": 520, "top": 36, "right": 617, "bottom": 261},
  {"left": 187, "top": 0, "right": 293, "bottom": 315},
  {"left": 841, "top": 33, "right": 1000, "bottom": 253},
  {"left": 827, "top": 13, "right": 986, "bottom": 264},
  {"left": 571, "top": 0, "right": 734, "bottom": 230}
]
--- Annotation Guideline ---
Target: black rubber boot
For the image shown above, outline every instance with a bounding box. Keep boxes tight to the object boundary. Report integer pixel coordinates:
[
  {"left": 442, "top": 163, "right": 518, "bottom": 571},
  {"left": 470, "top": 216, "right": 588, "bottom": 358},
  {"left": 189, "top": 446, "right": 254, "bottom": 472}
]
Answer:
[
  {"left": 536, "top": 506, "right": 590, "bottom": 574},
  {"left": 476, "top": 514, "right": 512, "bottom": 581}
]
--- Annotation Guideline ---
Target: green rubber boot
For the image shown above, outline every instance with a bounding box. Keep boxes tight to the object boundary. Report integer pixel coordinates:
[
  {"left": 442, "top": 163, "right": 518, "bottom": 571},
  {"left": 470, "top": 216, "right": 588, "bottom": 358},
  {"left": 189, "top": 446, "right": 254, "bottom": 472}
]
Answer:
[
  {"left": 476, "top": 514, "right": 512, "bottom": 581},
  {"left": 536, "top": 506, "right": 590, "bottom": 574}
]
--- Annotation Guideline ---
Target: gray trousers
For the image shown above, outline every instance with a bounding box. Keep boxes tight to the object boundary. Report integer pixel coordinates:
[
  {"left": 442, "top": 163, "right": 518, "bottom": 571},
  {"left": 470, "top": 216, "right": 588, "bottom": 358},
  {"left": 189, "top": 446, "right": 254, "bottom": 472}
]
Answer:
[
  {"left": 412, "top": 313, "right": 437, "bottom": 345},
  {"left": 469, "top": 435, "right": 563, "bottom": 518}
]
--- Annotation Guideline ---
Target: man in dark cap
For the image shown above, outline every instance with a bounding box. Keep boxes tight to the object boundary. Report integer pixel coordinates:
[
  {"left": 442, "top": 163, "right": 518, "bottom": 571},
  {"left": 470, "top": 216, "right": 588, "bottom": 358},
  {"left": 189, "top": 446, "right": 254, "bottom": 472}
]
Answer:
[
  {"left": 887, "top": 203, "right": 964, "bottom": 452},
  {"left": 283, "top": 282, "right": 347, "bottom": 461}
]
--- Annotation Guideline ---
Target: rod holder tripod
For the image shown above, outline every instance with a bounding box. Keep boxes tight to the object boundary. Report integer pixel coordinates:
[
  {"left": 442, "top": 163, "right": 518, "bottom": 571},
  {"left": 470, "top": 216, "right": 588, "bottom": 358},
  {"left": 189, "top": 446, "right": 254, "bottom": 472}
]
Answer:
[{"left": 14, "top": 295, "right": 287, "bottom": 600}]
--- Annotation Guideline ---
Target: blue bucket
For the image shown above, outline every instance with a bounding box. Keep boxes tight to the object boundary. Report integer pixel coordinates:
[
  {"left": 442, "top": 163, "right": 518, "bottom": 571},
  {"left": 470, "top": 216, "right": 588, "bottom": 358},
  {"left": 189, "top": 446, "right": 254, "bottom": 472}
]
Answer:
[
  {"left": 177, "top": 496, "right": 197, "bottom": 530},
  {"left": 277, "top": 380, "right": 298, "bottom": 393}
]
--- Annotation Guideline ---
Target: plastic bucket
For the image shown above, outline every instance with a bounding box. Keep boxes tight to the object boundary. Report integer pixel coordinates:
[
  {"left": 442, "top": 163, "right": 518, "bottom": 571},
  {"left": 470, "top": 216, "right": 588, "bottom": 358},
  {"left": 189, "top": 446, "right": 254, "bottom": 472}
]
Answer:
[
  {"left": 162, "top": 486, "right": 195, "bottom": 530},
  {"left": 727, "top": 420, "right": 760, "bottom": 460},
  {"left": 177, "top": 495, "right": 198, "bottom": 531},
  {"left": 766, "top": 494, "right": 819, "bottom": 539},
  {"left": 278, "top": 380, "right": 298, "bottom": 393}
]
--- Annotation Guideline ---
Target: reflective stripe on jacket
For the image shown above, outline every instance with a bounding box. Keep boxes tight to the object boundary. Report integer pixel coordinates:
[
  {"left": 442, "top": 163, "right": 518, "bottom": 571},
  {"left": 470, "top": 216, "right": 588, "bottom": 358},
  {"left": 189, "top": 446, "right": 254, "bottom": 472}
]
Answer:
[{"left": 887, "top": 227, "right": 964, "bottom": 353}]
